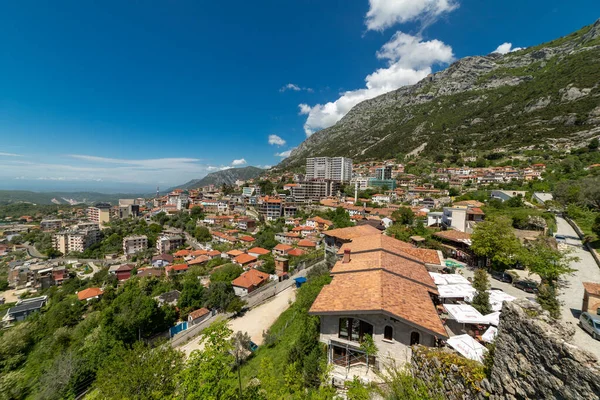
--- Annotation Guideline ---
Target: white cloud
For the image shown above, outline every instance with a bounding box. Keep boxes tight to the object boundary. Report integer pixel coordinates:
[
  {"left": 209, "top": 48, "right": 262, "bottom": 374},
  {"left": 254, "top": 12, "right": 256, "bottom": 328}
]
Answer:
[
  {"left": 280, "top": 83, "right": 314, "bottom": 93},
  {"left": 299, "top": 32, "right": 454, "bottom": 136},
  {"left": 268, "top": 134, "right": 286, "bottom": 146},
  {"left": 231, "top": 158, "right": 247, "bottom": 166},
  {"left": 365, "top": 0, "right": 458, "bottom": 32},
  {"left": 275, "top": 149, "right": 293, "bottom": 158},
  {"left": 492, "top": 42, "right": 523, "bottom": 55},
  {"left": 0, "top": 152, "right": 22, "bottom": 157}
]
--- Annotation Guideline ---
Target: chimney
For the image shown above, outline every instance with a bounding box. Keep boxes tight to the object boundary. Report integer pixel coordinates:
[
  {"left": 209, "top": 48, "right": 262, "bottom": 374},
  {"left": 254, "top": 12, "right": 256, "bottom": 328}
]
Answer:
[{"left": 343, "top": 249, "right": 351, "bottom": 263}]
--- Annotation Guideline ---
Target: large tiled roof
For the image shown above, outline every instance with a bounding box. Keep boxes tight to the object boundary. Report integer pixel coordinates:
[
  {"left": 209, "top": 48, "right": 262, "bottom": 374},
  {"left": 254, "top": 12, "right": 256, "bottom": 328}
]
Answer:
[
  {"left": 189, "top": 307, "right": 210, "bottom": 320},
  {"left": 324, "top": 225, "right": 382, "bottom": 240},
  {"left": 337, "top": 234, "right": 442, "bottom": 265},
  {"left": 434, "top": 230, "right": 472, "bottom": 242},
  {"left": 332, "top": 250, "right": 437, "bottom": 291},
  {"left": 232, "top": 269, "right": 270, "bottom": 289},
  {"left": 309, "top": 270, "right": 447, "bottom": 338},
  {"left": 248, "top": 247, "right": 270, "bottom": 255}
]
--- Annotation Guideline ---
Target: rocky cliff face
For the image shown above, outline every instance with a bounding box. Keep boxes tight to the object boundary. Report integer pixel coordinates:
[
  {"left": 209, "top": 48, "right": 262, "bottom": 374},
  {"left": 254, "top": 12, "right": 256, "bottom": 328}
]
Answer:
[
  {"left": 279, "top": 19, "right": 600, "bottom": 169},
  {"left": 174, "top": 166, "right": 263, "bottom": 190}
]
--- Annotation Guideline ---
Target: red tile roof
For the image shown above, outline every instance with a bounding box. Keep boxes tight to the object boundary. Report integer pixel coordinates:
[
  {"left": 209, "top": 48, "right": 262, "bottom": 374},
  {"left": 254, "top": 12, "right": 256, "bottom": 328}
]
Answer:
[
  {"left": 189, "top": 255, "right": 210, "bottom": 265},
  {"left": 232, "top": 269, "right": 270, "bottom": 289},
  {"left": 337, "top": 234, "right": 442, "bottom": 265},
  {"left": 324, "top": 225, "right": 382, "bottom": 240},
  {"left": 189, "top": 307, "right": 210, "bottom": 320},
  {"left": 248, "top": 247, "right": 270, "bottom": 255},
  {"left": 309, "top": 270, "right": 446, "bottom": 338},
  {"left": 208, "top": 250, "right": 222, "bottom": 257},
  {"left": 174, "top": 249, "right": 191, "bottom": 257},
  {"left": 287, "top": 248, "right": 305, "bottom": 257},
  {"left": 297, "top": 239, "right": 317, "bottom": 248},
  {"left": 234, "top": 253, "right": 258, "bottom": 265},
  {"left": 239, "top": 235, "right": 255, "bottom": 242},
  {"left": 77, "top": 287, "right": 104, "bottom": 301},
  {"left": 273, "top": 243, "right": 293, "bottom": 252}
]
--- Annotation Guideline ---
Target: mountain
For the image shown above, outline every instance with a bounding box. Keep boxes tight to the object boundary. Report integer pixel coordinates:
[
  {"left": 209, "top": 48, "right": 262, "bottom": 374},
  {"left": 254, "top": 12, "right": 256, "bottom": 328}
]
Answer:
[
  {"left": 174, "top": 166, "right": 264, "bottom": 190},
  {"left": 279, "top": 20, "right": 600, "bottom": 169},
  {"left": 0, "top": 190, "right": 146, "bottom": 205}
]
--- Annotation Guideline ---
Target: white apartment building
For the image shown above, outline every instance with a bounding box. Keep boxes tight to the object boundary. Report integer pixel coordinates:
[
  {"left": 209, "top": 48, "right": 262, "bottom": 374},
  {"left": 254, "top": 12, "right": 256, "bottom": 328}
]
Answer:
[
  {"left": 122, "top": 235, "right": 148, "bottom": 256},
  {"left": 40, "top": 219, "right": 63, "bottom": 231},
  {"left": 87, "top": 203, "right": 111, "bottom": 226},
  {"left": 306, "top": 157, "right": 352, "bottom": 182},
  {"left": 52, "top": 224, "right": 101, "bottom": 254},
  {"left": 156, "top": 235, "right": 184, "bottom": 254}
]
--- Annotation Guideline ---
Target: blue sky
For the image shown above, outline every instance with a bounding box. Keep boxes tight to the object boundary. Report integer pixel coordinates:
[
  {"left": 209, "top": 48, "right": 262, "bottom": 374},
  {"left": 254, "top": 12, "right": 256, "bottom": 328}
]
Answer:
[{"left": 1, "top": 1, "right": 599, "bottom": 192}]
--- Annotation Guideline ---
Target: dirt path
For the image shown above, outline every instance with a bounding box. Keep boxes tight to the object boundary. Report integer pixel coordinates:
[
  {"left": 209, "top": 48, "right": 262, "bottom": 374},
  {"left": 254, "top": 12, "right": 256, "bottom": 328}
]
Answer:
[{"left": 179, "top": 286, "right": 296, "bottom": 357}]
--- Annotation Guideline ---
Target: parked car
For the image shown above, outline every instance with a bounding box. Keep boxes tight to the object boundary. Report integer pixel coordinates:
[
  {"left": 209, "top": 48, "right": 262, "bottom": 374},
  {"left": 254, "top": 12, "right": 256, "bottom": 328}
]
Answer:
[
  {"left": 491, "top": 270, "right": 513, "bottom": 283},
  {"left": 249, "top": 341, "right": 259, "bottom": 352},
  {"left": 555, "top": 234, "right": 567, "bottom": 244},
  {"left": 513, "top": 280, "right": 538, "bottom": 293},
  {"left": 579, "top": 312, "right": 600, "bottom": 340}
]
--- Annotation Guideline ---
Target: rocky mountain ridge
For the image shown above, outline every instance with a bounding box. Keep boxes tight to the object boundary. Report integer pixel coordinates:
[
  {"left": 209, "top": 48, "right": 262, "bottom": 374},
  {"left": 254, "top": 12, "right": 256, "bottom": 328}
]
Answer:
[
  {"left": 279, "top": 19, "right": 600, "bottom": 169},
  {"left": 174, "top": 166, "right": 263, "bottom": 190}
]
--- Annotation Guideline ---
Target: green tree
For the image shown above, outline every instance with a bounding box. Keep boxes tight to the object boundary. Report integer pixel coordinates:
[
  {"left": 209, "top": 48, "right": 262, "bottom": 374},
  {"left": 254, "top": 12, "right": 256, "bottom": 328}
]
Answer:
[
  {"left": 180, "top": 320, "right": 237, "bottom": 400},
  {"left": 346, "top": 376, "right": 372, "bottom": 400},
  {"left": 471, "top": 216, "right": 522, "bottom": 269},
  {"left": 230, "top": 331, "right": 251, "bottom": 399},
  {"left": 376, "top": 366, "right": 443, "bottom": 400},
  {"left": 520, "top": 238, "right": 577, "bottom": 286},
  {"left": 95, "top": 342, "right": 183, "bottom": 400},
  {"left": 178, "top": 281, "right": 206, "bottom": 316},
  {"left": 593, "top": 214, "right": 600, "bottom": 238},
  {"left": 536, "top": 283, "right": 561, "bottom": 319},
  {"left": 359, "top": 333, "right": 378, "bottom": 373},
  {"left": 471, "top": 269, "right": 492, "bottom": 315},
  {"left": 195, "top": 226, "right": 212, "bottom": 242},
  {"left": 392, "top": 207, "right": 414, "bottom": 225},
  {"left": 210, "top": 263, "right": 243, "bottom": 283},
  {"left": 588, "top": 137, "right": 599, "bottom": 150}
]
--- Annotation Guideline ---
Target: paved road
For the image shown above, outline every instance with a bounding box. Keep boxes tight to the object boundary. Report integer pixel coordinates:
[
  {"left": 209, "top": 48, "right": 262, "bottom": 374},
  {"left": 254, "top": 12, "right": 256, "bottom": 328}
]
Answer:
[
  {"left": 179, "top": 286, "right": 296, "bottom": 357},
  {"left": 555, "top": 216, "right": 600, "bottom": 361},
  {"left": 78, "top": 262, "right": 101, "bottom": 278},
  {"left": 23, "top": 242, "right": 47, "bottom": 259}
]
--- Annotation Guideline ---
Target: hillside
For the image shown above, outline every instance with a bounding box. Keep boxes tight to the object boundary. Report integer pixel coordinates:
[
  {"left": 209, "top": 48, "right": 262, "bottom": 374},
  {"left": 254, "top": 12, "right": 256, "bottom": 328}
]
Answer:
[
  {"left": 279, "top": 19, "right": 600, "bottom": 169},
  {"left": 174, "top": 166, "right": 264, "bottom": 189},
  {"left": 0, "top": 190, "right": 142, "bottom": 205}
]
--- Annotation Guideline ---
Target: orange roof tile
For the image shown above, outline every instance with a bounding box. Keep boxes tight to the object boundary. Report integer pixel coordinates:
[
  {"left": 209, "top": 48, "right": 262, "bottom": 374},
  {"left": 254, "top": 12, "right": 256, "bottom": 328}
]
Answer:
[
  {"left": 309, "top": 270, "right": 446, "bottom": 338},
  {"left": 287, "top": 248, "right": 305, "bottom": 256},
  {"left": 297, "top": 239, "right": 317, "bottom": 248},
  {"left": 332, "top": 250, "right": 436, "bottom": 291},
  {"left": 189, "top": 307, "right": 210, "bottom": 320},
  {"left": 189, "top": 255, "right": 210, "bottom": 265},
  {"left": 234, "top": 253, "right": 258, "bottom": 265},
  {"left": 191, "top": 249, "right": 208, "bottom": 256},
  {"left": 248, "top": 247, "right": 270, "bottom": 255},
  {"left": 232, "top": 269, "right": 270, "bottom": 289},
  {"left": 324, "top": 225, "right": 382, "bottom": 240},
  {"left": 207, "top": 250, "right": 221, "bottom": 257},
  {"left": 239, "top": 235, "right": 255, "bottom": 242},
  {"left": 583, "top": 282, "right": 600, "bottom": 296},
  {"left": 337, "top": 234, "right": 442, "bottom": 265},
  {"left": 273, "top": 243, "right": 293, "bottom": 251},
  {"left": 226, "top": 250, "right": 245, "bottom": 257},
  {"left": 433, "top": 230, "right": 472, "bottom": 242},
  {"left": 77, "top": 287, "right": 103, "bottom": 301},
  {"left": 174, "top": 249, "right": 191, "bottom": 257}
]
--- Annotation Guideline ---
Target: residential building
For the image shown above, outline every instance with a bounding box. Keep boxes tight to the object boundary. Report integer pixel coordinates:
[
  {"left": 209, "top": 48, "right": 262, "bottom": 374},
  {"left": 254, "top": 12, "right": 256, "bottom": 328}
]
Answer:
[
  {"left": 115, "top": 264, "right": 134, "bottom": 281},
  {"left": 582, "top": 282, "right": 600, "bottom": 315},
  {"left": 152, "top": 253, "right": 174, "bottom": 267},
  {"left": 306, "top": 157, "right": 352, "bottom": 182},
  {"left": 188, "top": 307, "right": 211, "bottom": 325},
  {"left": 288, "top": 180, "right": 341, "bottom": 204},
  {"left": 156, "top": 235, "right": 184, "bottom": 253},
  {"left": 248, "top": 247, "right": 270, "bottom": 258},
  {"left": 272, "top": 243, "right": 293, "bottom": 257},
  {"left": 367, "top": 178, "right": 397, "bottom": 190},
  {"left": 165, "top": 264, "right": 189, "bottom": 277},
  {"left": 52, "top": 224, "right": 101, "bottom": 254},
  {"left": 234, "top": 253, "right": 257, "bottom": 267},
  {"left": 242, "top": 186, "right": 261, "bottom": 197},
  {"left": 2, "top": 296, "right": 48, "bottom": 326},
  {"left": 232, "top": 269, "right": 271, "bottom": 296},
  {"left": 40, "top": 219, "right": 63, "bottom": 231},
  {"left": 77, "top": 287, "right": 104, "bottom": 302},
  {"left": 306, "top": 216, "right": 333, "bottom": 231},
  {"left": 490, "top": 190, "right": 527, "bottom": 202},
  {"left": 309, "top": 243, "right": 447, "bottom": 377},
  {"left": 375, "top": 165, "right": 393, "bottom": 180},
  {"left": 532, "top": 192, "right": 553, "bottom": 205},
  {"left": 257, "top": 196, "right": 283, "bottom": 221},
  {"left": 442, "top": 205, "right": 485, "bottom": 233},
  {"left": 323, "top": 225, "right": 382, "bottom": 255},
  {"left": 122, "top": 235, "right": 148, "bottom": 256},
  {"left": 237, "top": 217, "right": 257, "bottom": 232},
  {"left": 87, "top": 203, "right": 111, "bottom": 225}
]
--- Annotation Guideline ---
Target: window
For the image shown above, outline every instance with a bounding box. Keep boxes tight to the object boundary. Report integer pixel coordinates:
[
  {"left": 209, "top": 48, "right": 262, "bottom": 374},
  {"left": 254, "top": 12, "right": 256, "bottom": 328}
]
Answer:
[
  {"left": 384, "top": 325, "right": 393, "bottom": 341},
  {"left": 338, "top": 318, "right": 374, "bottom": 342},
  {"left": 410, "top": 332, "right": 420, "bottom": 346}
]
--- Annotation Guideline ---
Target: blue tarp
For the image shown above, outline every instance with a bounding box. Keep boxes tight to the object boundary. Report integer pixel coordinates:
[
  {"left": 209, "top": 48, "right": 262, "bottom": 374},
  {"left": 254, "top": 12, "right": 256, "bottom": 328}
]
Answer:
[{"left": 294, "top": 277, "right": 307, "bottom": 288}]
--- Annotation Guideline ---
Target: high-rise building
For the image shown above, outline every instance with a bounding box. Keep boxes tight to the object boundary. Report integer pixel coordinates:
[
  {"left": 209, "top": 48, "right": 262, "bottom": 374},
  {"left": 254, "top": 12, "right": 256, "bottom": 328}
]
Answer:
[
  {"left": 305, "top": 157, "right": 352, "bottom": 182},
  {"left": 375, "top": 165, "right": 393, "bottom": 180},
  {"left": 288, "top": 180, "right": 341, "bottom": 204},
  {"left": 87, "top": 203, "right": 111, "bottom": 226}
]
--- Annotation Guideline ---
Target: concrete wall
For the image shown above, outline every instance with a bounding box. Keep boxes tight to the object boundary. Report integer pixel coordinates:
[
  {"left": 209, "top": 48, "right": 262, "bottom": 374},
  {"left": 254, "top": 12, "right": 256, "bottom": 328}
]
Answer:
[{"left": 319, "top": 313, "right": 435, "bottom": 369}]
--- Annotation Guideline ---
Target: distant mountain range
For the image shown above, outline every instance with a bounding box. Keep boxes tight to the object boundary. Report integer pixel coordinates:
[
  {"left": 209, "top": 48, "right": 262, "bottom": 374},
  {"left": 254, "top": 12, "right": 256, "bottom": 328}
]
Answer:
[
  {"left": 174, "top": 166, "right": 264, "bottom": 190},
  {"left": 0, "top": 190, "right": 146, "bottom": 206},
  {"left": 278, "top": 19, "right": 600, "bottom": 169}
]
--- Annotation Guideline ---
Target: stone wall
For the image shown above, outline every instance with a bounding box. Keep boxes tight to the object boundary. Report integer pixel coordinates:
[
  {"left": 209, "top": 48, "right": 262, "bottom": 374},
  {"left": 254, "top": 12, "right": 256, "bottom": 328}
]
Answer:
[
  {"left": 411, "top": 347, "right": 491, "bottom": 400},
  {"left": 490, "top": 299, "right": 600, "bottom": 400},
  {"left": 410, "top": 299, "right": 600, "bottom": 400}
]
